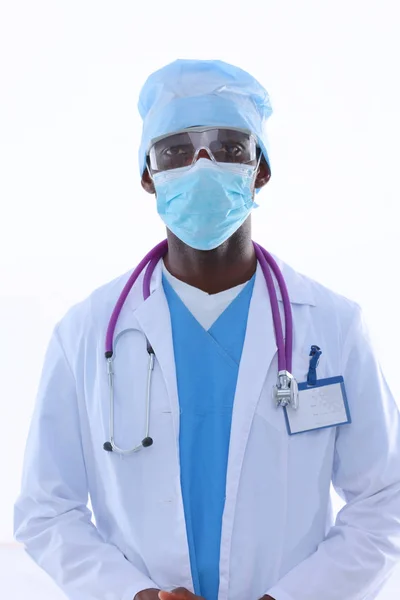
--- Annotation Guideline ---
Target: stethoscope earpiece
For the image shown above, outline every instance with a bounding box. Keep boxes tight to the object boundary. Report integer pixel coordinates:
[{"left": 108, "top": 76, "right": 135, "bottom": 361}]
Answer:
[{"left": 103, "top": 442, "right": 113, "bottom": 452}]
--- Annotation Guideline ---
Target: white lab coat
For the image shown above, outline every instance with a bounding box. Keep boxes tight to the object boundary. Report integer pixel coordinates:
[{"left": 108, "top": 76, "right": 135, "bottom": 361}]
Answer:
[{"left": 14, "top": 255, "right": 400, "bottom": 600}]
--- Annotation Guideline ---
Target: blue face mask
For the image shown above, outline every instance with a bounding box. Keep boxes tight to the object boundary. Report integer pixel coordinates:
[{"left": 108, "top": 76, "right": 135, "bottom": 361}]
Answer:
[{"left": 152, "top": 158, "right": 258, "bottom": 251}]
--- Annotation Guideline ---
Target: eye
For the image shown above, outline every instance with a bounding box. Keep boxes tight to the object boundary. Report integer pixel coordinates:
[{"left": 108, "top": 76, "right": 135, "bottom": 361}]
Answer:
[
  {"left": 163, "top": 145, "right": 192, "bottom": 157},
  {"left": 220, "top": 143, "right": 245, "bottom": 157}
]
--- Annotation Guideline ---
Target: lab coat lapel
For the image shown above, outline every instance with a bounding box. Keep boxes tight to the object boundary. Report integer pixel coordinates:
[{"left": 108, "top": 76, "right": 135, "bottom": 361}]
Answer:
[
  {"left": 133, "top": 275, "right": 181, "bottom": 447},
  {"left": 109, "top": 263, "right": 193, "bottom": 592},
  {"left": 219, "top": 263, "right": 277, "bottom": 598},
  {"left": 107, "top": 259, "right": 180, "bottom": 453},
  {"left": 225, "top": 262, "right": 278, "bottom": 489}
]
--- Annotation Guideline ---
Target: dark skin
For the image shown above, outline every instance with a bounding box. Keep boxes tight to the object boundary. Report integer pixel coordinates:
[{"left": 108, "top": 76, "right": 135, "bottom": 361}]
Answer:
[
  {"left": 141, "top": 148, "right": 271, "bottom": 294},
  {"left": 136, "top": 148, "right": 275, "bottom": 600}
]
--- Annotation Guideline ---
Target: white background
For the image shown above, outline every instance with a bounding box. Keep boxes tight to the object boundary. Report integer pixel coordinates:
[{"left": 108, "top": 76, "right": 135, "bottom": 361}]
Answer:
[{"left": 1, "top": 0, "right": 400, "bottom": 597}]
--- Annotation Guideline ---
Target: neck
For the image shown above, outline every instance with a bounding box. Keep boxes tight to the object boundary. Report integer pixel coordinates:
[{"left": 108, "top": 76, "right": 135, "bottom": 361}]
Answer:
[{"left": 163, "top": 219, "right": 257, "bottom": 294}]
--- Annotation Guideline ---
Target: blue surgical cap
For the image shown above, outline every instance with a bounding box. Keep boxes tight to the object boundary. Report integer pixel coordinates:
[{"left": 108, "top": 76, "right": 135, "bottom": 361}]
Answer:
[{"left": 138, "top": 59, "right": 273, "bottom": 176}]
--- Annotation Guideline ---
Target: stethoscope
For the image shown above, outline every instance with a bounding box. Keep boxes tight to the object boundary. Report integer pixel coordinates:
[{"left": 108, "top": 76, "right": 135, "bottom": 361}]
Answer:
[{"left": 103, "top": 239, "right": 298, "bottom": 455}]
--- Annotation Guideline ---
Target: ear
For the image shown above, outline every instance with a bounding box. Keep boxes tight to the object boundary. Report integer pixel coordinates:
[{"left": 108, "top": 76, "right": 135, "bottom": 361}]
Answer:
[
  {"left": 255, "top": 157, "right": 271, "bottom": 190},
  {"left": 141, "top": 166, "right": 156, "bottom": 194}
]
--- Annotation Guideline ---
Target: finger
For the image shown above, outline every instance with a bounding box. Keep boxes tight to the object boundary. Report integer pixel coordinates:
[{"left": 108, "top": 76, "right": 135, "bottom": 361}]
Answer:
[
  {"left": 158, "top": 592, "right": 173, "bottom": 600},
  {"left": 158, "top": 589, "right": 191, "bottom": 600}
]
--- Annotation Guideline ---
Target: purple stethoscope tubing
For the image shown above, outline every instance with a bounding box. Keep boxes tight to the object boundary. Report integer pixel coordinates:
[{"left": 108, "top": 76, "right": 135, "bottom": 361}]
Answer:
[
  {"left": 253, "top": 243, "right": 293, "bottom": 373},
  {"left": 103, "top": 240, "right": 294, "bottom": 454},
  {"left": 105, "top": 240, "right": 293, "bottom": 375},
  {"left": 104, "top": 239, "right": 168, "bottom": 357}
]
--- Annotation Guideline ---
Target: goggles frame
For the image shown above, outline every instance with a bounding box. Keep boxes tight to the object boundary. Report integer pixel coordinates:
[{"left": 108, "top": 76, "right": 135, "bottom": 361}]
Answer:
[{"left": 147, "top": 126, "right": 258, "bottom": 173}]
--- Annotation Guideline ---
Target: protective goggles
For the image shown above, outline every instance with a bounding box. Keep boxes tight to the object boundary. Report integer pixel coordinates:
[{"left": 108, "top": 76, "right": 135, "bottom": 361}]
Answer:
[{"left": 148, "top": 127, "right": 258, "bottom": 173}]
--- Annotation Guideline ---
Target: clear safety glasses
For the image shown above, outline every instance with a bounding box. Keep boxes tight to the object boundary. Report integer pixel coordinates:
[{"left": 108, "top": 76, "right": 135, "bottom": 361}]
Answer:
[{"left": 148, "top": 127, "right": 258, "bottom": 173}]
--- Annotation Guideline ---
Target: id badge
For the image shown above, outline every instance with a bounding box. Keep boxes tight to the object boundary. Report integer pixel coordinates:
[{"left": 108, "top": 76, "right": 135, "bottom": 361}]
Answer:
[{"left": 284, "top": 376, "right": 351, "bottom": 436}]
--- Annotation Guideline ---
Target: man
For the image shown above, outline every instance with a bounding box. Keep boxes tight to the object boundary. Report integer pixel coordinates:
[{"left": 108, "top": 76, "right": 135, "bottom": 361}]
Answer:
[{"left": 14, "top": 59, "right": 400, "bottom": 600}]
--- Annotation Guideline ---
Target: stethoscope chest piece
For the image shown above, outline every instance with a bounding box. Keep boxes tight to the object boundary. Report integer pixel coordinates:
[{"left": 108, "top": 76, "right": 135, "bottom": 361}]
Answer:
[{"left": 273, "top": 370, "right": 299, "bottom": 410}]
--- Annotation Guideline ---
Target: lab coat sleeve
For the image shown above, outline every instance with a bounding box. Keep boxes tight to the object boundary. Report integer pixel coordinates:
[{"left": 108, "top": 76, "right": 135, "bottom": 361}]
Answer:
[
  {"left": 265, "top": 304, "right": 400, "bottom": 600},
  {"left": 14, "top": 326, "right": 158, "bottom": 600}
]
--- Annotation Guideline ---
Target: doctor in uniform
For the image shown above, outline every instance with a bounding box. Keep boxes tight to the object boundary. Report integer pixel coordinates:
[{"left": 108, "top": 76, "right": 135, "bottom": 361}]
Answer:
[{"left": 14, "top": 60, "right": 400, "bottom": 600}]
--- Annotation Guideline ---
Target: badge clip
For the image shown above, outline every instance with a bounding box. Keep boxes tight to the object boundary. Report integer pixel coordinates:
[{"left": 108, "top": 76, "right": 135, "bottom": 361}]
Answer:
[{"left": 307, "top": 345, "right": 322, "bottom": 386}]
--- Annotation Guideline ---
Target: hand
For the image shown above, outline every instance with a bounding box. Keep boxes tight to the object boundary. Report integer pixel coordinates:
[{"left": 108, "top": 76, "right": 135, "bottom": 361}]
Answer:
[
  {"left": 158, "top": 587, "right": 205, "bottom": 600},
  {"left": 134, "top": 587, "right": 272, "bottom": 600},
  {"left": 134, "top": 589, "right": 161, "bottom": 600}
]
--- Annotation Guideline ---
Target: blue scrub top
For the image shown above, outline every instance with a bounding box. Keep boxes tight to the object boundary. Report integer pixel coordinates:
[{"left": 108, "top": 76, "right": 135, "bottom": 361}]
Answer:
[{"left": 163, "top": 275, "right": 255, "bottom": 600}]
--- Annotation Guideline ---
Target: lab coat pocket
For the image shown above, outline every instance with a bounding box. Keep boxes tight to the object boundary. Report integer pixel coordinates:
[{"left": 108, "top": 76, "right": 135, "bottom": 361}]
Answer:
[
  {"left": 253, "top": 349, "right": 336, "bottom": 575},
  {"left": 254, "top": 341, "right": 335, "bottom": 480}
]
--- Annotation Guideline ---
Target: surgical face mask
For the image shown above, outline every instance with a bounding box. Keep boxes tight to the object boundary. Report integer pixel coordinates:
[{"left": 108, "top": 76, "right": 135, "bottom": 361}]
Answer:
[{"left": 151, "top": 158, "right": 259, "bottom": 251}]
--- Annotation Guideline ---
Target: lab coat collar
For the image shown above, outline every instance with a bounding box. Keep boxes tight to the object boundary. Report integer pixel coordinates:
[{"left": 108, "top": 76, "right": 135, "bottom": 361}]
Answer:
[{"left": 128, "top": 253, "right": 317, "bottom": 311}]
